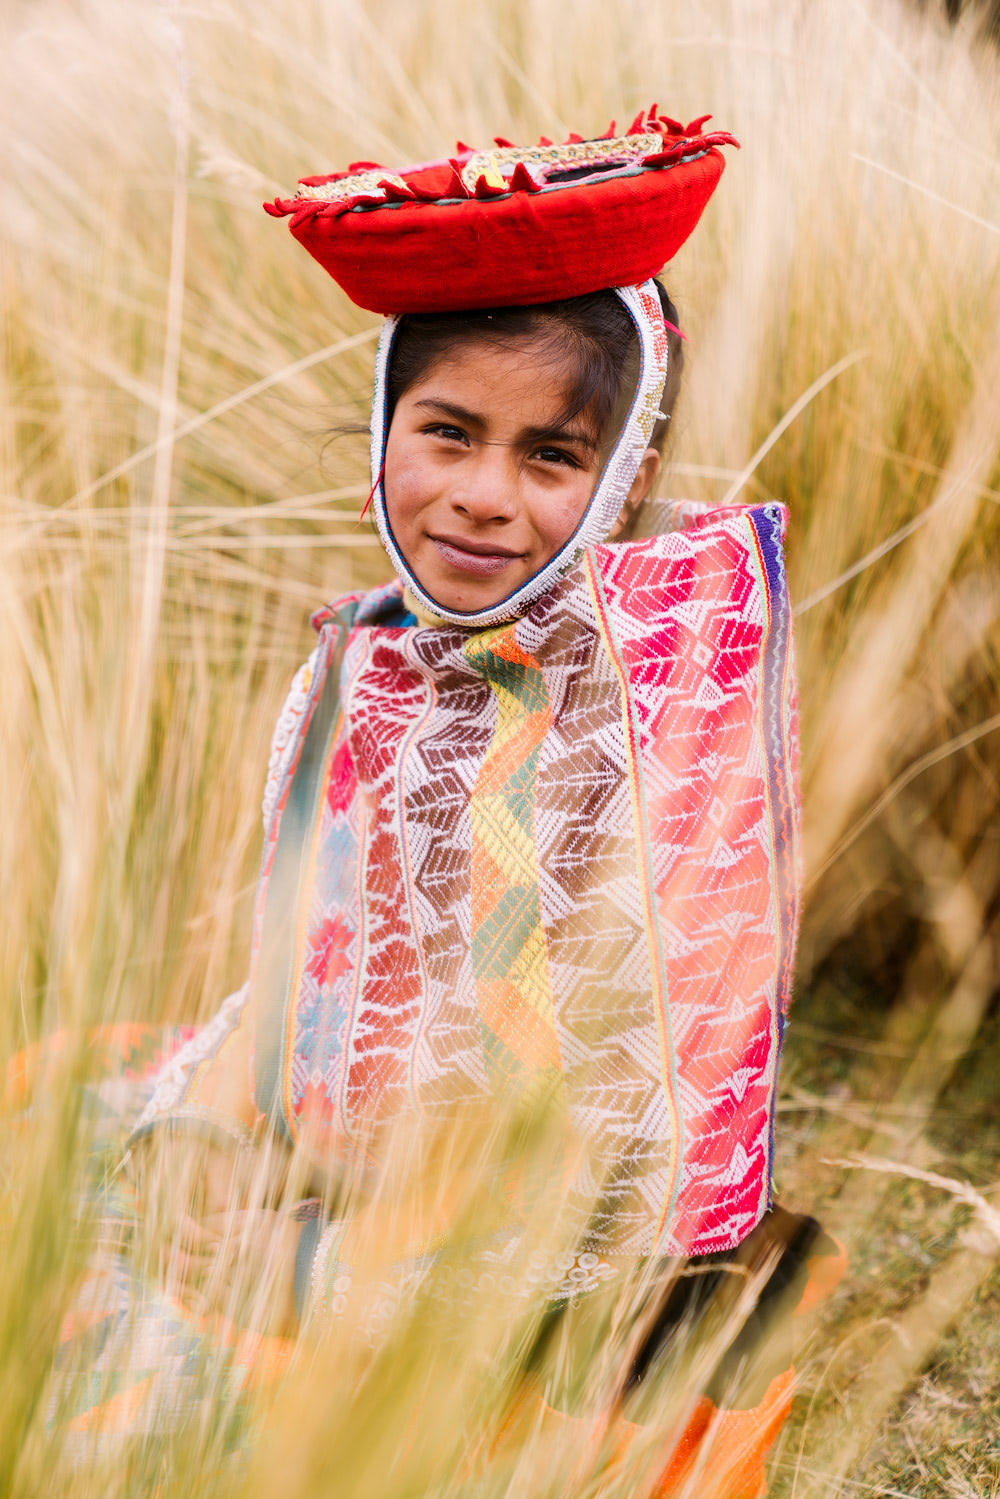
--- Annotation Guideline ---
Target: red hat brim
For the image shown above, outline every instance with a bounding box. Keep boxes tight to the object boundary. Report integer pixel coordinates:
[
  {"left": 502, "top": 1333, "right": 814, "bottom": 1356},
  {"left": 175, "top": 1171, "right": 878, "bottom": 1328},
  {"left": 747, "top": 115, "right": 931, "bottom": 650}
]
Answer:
[{"left": 267, "top": 128, "right": 734, "bottom": 314}]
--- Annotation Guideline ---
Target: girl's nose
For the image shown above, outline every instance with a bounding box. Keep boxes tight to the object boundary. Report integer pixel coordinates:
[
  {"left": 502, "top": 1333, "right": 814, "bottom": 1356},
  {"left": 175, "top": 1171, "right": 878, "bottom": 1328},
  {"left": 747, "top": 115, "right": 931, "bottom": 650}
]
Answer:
[{"left": 447, "top": 443, "right": 517, "bottom": 522}]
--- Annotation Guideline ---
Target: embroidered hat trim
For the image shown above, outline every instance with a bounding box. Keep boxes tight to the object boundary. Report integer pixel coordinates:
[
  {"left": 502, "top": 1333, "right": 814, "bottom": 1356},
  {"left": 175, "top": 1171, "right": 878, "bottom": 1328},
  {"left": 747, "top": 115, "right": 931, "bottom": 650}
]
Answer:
[{"left": 265, "top": 109, "right": 737, "bottom": 315}]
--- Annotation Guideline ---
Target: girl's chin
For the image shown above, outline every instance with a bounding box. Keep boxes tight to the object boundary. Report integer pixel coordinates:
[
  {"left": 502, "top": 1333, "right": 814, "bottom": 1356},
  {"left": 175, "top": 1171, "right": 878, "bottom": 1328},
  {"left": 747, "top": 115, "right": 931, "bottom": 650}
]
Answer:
[
  {"left": 414, "top": 578, "right": 517, "bottom": 614},
  {"left": 408, "top": 557, "right": 529, "bottom": 615}
]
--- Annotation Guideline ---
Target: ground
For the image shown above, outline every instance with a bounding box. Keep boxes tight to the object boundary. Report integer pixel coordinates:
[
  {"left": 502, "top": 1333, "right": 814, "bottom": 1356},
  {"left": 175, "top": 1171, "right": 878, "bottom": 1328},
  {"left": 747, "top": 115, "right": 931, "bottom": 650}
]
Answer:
[{"left": 772, "top": 976, "right": 1000, "bottom": 1497}]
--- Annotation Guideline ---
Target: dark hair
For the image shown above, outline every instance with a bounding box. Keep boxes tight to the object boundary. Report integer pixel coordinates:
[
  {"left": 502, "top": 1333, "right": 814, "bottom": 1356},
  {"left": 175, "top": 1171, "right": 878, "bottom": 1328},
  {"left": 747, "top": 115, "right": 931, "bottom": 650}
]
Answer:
[{"left": 386, "top": 281, "right": 684, "bottom": 456}]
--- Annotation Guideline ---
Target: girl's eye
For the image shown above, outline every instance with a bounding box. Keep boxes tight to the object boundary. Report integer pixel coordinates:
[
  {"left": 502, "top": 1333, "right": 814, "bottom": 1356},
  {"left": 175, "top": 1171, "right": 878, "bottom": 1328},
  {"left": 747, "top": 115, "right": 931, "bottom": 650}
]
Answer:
[
  {"left": 532, "top": 446, "right": 579, "bottom": 468},
  {"left": 426, "top": 423, "right": 468, "bottom": 444}
]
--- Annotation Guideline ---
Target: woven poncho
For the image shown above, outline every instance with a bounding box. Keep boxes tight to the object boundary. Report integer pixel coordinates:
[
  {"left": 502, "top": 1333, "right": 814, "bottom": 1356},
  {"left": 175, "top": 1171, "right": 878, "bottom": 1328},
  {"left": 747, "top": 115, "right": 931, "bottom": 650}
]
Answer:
[{"left": 250, "top": 498, "right": 799, "bottom": 1258}]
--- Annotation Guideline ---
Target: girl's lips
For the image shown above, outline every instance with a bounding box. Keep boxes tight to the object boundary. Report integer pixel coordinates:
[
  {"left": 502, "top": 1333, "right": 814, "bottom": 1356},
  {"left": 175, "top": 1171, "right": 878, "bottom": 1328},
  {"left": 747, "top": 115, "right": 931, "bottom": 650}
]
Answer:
[{"left": 430, "top": 537, "right": 522, "bottom": 577}]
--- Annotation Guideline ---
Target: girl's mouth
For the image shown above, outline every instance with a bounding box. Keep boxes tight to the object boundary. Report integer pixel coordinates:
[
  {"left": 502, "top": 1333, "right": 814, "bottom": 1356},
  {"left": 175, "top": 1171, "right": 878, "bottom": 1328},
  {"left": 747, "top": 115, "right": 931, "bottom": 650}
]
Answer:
[{"left": 429, "top": 536, "right": 523, "bottom": 577}]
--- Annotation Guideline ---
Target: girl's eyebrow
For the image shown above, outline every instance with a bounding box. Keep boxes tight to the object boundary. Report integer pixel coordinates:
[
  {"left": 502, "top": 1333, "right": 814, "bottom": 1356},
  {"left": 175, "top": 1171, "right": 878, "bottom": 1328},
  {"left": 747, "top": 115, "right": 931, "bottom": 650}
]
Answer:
[
  {"left": 413, "top": 397, "right": 597, "bottom": 453},
  {"left": 414, "top": 397, "right": 485, "bottom": 427}
]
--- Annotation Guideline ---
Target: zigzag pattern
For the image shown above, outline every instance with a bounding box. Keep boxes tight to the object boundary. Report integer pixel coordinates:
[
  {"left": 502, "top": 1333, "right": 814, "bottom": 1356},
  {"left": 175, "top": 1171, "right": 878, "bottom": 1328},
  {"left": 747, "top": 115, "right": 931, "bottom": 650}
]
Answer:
[
  {"left": 252, "top": 504, "right": 799, "bottom": 1256},
  {"left": 464, "top": 628, "right": 563, "bottom": 1099}
]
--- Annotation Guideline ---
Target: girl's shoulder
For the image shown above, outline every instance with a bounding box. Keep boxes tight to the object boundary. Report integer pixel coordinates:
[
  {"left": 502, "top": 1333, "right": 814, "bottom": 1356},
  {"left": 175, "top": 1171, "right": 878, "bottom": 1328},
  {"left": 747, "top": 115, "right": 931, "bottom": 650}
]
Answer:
[
  {"left": 261, "top": 576, "right": 408, "bottom": 830},
  {"left": 638, "top": 496, "right": 789, "bottom": 541},
  {"left": 309, "top": 576, "right": 409, "bottom": 634}
]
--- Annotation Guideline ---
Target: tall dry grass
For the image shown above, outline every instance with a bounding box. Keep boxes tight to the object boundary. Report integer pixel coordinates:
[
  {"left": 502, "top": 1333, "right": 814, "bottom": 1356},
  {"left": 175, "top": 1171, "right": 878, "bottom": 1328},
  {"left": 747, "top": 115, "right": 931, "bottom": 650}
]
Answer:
[{"left": 2, "top": 0, "right": 999, "bottom": 1493}]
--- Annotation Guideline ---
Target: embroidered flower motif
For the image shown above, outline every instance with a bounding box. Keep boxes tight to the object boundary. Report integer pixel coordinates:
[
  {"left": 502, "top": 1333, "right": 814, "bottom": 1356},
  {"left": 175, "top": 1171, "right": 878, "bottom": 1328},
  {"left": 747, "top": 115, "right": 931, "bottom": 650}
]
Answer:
[
  {"left": 299, "top": 1077, "right": 337, "bottom": 1125},
  {"left": 326, "top": 738, "right": 356, "bottom": 817},
  {"left": 304, "top": 915, "right": 353, "bottom": 988}
]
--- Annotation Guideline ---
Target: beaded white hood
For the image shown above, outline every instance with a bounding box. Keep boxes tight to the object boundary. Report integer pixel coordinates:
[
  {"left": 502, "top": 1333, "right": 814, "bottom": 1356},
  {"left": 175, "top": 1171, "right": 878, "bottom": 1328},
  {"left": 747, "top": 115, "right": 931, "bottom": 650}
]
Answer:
[{"left": 368, "top": 280, "right": 668, "bottom": 628}]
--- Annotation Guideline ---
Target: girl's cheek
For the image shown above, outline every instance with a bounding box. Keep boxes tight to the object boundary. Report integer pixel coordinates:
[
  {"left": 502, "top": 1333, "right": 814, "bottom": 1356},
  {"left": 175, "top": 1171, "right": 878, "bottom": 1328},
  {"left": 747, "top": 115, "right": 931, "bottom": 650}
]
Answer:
[
  {"left": 532, "top": 478, "right": 595, "bottom": 548},
  {"left": 385, "top": 450, "right": 436, "bottom": 526}
]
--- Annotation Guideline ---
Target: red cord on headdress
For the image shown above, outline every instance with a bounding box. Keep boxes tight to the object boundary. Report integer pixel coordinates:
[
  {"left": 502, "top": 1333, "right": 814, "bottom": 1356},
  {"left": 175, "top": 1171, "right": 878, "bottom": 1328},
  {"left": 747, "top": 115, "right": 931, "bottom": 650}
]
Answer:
[
  {"left": 663, "top": 319, "right": 688, "bottom": 343},
  {"left": 359, "top": 461, "right": 385, "bottom": 523}
]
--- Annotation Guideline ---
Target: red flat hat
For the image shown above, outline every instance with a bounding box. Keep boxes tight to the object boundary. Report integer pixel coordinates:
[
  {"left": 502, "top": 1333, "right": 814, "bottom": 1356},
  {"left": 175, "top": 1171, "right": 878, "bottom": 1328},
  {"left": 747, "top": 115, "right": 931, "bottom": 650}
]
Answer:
[{"left": 265, "top": 106, "right": 738, "bottom": 313}]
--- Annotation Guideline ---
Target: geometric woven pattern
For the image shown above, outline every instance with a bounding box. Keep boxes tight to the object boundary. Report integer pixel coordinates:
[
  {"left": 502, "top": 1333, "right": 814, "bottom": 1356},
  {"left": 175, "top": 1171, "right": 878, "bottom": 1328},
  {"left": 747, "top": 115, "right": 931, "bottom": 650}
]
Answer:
[
  {"left": 251, "top": 501, "right": 800, "bottom": 1257},
  {"left": 464, "top": 628, "right": 563, "bottom": 1099}
]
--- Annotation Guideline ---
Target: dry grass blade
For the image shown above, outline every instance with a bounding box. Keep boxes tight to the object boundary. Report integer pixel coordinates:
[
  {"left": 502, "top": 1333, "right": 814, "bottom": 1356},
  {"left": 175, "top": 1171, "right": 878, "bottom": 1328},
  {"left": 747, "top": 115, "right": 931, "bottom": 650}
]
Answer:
[{"left": 2, "top": 0, "right": 999, "bottom": 1495}]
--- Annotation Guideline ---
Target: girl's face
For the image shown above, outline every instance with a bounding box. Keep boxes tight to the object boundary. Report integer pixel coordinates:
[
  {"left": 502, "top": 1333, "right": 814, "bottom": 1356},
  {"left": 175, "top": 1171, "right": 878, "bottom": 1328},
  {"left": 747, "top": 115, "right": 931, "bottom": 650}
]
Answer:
[{"left": 383, "top": 335, "right": 657, "bottom": 614}]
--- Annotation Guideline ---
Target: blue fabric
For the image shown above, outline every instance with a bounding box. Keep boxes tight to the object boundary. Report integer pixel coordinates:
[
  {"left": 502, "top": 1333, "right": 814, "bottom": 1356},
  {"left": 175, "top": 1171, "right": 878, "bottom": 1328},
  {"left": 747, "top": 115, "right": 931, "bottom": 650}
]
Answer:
[{"left": 293, "top": 1214, "right": 324, "bottom": 1321}]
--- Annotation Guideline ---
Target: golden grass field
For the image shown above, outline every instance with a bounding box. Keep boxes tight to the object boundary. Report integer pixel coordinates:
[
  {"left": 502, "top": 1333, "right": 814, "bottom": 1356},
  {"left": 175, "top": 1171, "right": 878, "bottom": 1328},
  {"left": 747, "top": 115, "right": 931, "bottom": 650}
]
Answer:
[{"left": 2, "top": 0, "right": 1000, "bottom": 1493}]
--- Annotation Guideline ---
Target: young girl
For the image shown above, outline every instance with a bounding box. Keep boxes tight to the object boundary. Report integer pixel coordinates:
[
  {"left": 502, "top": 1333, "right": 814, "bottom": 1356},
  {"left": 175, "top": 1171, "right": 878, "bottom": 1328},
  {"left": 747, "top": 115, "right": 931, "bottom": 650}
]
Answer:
[{"left": 63, "top": 110, "right": 840, "bottom": 1490}]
